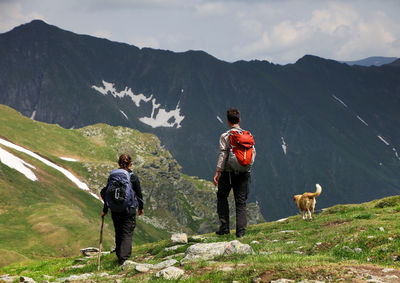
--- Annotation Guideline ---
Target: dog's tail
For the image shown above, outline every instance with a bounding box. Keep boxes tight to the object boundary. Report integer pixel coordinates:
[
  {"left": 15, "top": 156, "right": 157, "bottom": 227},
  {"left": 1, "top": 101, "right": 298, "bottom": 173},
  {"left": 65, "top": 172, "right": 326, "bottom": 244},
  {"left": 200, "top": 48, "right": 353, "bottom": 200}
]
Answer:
[{"left": 305, "top": 184, "right": 322, "bottom": 198}]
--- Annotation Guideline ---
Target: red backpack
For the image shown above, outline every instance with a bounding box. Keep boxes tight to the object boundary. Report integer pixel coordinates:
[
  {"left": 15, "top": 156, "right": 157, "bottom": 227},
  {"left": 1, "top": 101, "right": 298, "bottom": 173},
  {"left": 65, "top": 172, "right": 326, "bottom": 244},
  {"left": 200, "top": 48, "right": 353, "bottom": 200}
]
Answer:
[{"left": 227, "top": 129, "right": 255, "bottom": 172}]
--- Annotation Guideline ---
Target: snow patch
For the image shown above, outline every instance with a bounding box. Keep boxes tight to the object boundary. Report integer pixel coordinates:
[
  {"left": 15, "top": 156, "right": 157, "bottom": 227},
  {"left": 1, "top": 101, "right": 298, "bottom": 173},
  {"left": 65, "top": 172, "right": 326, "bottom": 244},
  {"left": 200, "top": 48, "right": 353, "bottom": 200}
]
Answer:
[
  {"left": 216, "top": 116, "right": 223, "bottom": 124},
  {"left": 356, "top": 115, "right": 368, "bottom": 126},
  {"left": 0, "top": 146, "right": 37, "bottom": 181},
  {"left": 332, "top": 95, "right": 348, "bottom": 108},
  {"left": 30, "top": 110, "right": 36, "bottom": 120},
  {"left": 60, "top": 157, "right": 78, "bottom": 162},
  {"left": 281, "top": 137, "right": 287, "bottom": 155},
  {"left": 377, "top": 135, "right": 390, "bottom": 146},
  {"left": 92, "top": 80, "right": 185, "bottom": 128},
  {"left": 0, "top": 138, "right": 97, "bottom": 199},
  {"left": 139, "top": 99, "right": 184, "bottom": 128},
  {"left": 92, "top": 80, "right": 152, "bottom": 107},
  {"left": 276, "top": 217, "right": 288, "bottom": 222},
  {"left": 120, "top": 110, "right": 129, "bottom": 120},
  {"left": 393, "top": 148, "right": 400, "bottom": 161}
]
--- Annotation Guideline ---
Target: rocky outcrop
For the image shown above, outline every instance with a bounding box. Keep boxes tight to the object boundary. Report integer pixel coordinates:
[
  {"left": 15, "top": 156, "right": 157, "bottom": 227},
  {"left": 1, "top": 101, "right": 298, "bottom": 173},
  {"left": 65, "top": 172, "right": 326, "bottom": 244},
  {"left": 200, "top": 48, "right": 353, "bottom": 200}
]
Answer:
[
  {"left": 155, "top": 267, "right": 185, "bottom": 280},
  {"left": 171, "top": 233, "right": 188, "bottom": 244},
  {"left": 181, "top": 240, "right": 254, "bottom": 263}
]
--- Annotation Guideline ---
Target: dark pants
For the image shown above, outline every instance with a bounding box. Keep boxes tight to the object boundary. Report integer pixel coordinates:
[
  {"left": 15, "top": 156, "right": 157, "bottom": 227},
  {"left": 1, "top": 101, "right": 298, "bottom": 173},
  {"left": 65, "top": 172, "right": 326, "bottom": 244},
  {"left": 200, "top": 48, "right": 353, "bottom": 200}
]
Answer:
[
  {"left": 217, "top": 171, "right": 250, "bottom": 236},
  {"left": 111, "top": 208, "right": 136, "bottom": 264}
]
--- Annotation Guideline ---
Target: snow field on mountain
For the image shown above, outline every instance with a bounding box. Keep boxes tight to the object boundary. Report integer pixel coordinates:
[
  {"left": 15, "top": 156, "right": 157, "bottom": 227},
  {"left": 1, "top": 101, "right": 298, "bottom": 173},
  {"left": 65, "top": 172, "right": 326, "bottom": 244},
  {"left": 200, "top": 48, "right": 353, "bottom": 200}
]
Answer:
[
  {"left": 0, "top": 138, "right": 99, "bottom": 199},
  {"left": 92, "top": 80, "right": 184, "bottom": 128},
  {"left": 0, "top": 146, "right": 37, "bottom": 181}
]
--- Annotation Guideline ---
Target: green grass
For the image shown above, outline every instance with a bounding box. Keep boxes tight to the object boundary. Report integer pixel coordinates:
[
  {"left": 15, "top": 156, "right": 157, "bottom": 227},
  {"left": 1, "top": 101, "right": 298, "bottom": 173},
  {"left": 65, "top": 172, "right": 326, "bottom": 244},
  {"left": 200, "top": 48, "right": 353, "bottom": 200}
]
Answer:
[{"left": 2, "top": 195, "right": 400, "bottom": 282}]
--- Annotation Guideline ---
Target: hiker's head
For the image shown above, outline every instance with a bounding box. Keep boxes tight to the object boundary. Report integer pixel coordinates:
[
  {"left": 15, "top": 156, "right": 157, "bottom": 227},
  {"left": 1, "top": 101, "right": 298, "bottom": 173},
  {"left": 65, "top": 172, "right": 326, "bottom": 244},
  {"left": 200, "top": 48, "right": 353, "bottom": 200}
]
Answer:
[
  {"left": 118, "top": 154, "right": 132, "bottom": 170},
  {"left": 227, "top": 107, "right": 240, "bottom": 125}
]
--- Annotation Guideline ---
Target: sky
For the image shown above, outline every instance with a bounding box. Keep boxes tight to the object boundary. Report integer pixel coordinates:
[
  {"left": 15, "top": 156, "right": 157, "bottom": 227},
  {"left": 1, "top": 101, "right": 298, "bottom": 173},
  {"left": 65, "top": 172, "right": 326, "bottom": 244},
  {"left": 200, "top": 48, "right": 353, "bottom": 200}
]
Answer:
[{"left": 0, "top": 0, "right": 399, "bottom": 64}]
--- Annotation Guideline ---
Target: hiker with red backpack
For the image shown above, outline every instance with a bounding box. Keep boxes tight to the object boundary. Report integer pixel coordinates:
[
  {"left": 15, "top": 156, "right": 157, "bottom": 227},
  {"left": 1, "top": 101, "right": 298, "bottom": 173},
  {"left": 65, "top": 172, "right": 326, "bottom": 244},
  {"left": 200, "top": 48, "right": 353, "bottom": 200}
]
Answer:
[
  {"left": 101, "top": 154, "right": 144, "bottom": 265},
  {"left": 213, "top": 108, "right": 255, "bottom": 238}
]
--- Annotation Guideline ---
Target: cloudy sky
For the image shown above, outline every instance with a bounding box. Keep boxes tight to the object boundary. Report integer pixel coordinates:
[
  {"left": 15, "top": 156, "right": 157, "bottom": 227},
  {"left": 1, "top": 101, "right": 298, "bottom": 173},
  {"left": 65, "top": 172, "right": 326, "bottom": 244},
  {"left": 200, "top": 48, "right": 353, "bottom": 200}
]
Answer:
[{"left": 0, "top": 0, "right": 399, "bottom": 64}]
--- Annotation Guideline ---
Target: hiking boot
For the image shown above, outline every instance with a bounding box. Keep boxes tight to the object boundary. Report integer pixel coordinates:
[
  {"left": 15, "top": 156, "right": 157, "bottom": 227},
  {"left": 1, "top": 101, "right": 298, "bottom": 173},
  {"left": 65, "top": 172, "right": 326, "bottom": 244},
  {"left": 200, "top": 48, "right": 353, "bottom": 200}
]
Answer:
[
  {"left": 236, "top": 230, "right": 245, "bottom": 238},
  {"left": 216, "top": 229, "right": 230, "bottom": 235}
]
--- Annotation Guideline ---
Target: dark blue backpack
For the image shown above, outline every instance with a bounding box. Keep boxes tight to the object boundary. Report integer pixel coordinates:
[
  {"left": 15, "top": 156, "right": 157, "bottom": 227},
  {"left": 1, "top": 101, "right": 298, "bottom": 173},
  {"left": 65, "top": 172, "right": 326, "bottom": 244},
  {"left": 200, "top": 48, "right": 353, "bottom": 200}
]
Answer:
[{"left": 104, "top": 169, "right": 137, "bottom": 213}]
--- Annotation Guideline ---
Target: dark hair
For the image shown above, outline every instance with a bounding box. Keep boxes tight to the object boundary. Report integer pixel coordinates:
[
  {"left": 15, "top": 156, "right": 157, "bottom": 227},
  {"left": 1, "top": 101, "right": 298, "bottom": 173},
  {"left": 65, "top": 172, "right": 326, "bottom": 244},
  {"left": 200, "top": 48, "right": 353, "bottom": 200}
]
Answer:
[
  {"left": 118, "top": 154, "right": 132, "bottom": 170},
  {"left": 227, "top": 107, "right": 240, "bottom": 124}
]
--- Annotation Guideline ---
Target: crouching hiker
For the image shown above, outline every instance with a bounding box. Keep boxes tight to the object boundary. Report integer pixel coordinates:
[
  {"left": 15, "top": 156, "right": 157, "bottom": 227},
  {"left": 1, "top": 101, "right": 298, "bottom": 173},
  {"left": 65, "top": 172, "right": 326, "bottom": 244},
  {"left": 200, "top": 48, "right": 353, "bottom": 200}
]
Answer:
[{"left": 101, "top": 154, "right": 144, "bottom": 265}]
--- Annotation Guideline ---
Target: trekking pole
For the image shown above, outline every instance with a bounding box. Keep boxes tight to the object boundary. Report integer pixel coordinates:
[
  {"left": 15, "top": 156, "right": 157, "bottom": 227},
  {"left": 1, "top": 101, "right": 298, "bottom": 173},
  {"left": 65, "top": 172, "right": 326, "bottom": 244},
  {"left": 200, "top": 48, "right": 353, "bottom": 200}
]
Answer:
[{"left": 97, "top": 216, "right": 104, "bottom": 271}]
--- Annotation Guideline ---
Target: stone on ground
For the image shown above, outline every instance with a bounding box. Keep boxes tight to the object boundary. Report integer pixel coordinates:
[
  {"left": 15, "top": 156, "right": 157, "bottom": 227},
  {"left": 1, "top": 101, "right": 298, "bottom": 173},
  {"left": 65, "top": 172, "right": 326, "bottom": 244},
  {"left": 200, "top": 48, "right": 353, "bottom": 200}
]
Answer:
[
  {"left": 171, "top": 233, "right": 188, "bottom": 244},
  {"left": 155, "top": 266, "right": 184, "bottom": 280},
  {"left": 181, "top": 240, "right": 254, "bottom": 263}
]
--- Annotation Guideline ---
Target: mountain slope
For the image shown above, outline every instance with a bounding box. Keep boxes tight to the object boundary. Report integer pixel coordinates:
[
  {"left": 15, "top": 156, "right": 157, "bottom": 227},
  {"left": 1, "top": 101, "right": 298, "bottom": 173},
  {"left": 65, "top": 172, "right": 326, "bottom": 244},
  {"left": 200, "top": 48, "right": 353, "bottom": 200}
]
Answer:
[
  {"left": 340, "top": 56, "right": 398, "bottom": 66},
  {"left": 2, "top": 194, "right": 400, "bottom": 282},
  {"left": 0, "top": 20, "right": 399, "bottom": 221},
  {"left": 0, "top": 104, "right": 263, "bottom": 267}
]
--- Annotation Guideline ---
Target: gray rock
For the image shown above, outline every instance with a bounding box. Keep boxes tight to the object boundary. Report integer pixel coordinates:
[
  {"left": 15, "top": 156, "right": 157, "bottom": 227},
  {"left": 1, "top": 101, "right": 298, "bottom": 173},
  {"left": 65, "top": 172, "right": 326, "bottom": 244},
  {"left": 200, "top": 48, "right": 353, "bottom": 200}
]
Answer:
[
  {"left": 220, "top": 266, "right": 234, "bottom": 272},
  {"left": 0, "top": 275, "right": 18, "bottom": 282},
  {"left": 224, "top": 240, "right": 255, "bottom": 256},
  {"left": 135, "top": 265, "right": 150, "bottom": 273},
  {"left": 354, "top": 247, "right": 362, "bottom": 253},
  {"left": 271, "top": 279, "right": 295, "bottom": 283},
  {"left": 80, "top": 247, "right": 99, "bottom": 257},
  {"left": 171, "top": 233, "right": 188, "bottom": 244},
  {"left": 19, "top": 276, "right": 36, "bottom": 283},
  {"left": 155, "top": 266, "right": 184, "bottom": 280},
  {"left": 379, "top": 227, "right": 385, "bottom": 232},
  {"left": 153, "top": 259, "right": 178, "bottom": 270},
  {"left": 250, "top": 240, "right": 260, "bottom": 244},
  {"left": 181, "top": 240, "right": 254, "bottom": 263},
  {"left": 121, "top": 259, "right": 177, "bottom": 271}
]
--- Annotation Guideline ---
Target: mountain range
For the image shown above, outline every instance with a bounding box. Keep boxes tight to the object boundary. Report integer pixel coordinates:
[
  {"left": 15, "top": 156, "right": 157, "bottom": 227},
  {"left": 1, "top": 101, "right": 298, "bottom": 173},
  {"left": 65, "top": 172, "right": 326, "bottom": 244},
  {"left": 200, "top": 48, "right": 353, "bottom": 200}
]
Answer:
[
  {"left": 340, "top": 56, "right": 398, "bottom": 66},
  {"left": 1, "top": 20, "right": 399, "bottom": 221}
]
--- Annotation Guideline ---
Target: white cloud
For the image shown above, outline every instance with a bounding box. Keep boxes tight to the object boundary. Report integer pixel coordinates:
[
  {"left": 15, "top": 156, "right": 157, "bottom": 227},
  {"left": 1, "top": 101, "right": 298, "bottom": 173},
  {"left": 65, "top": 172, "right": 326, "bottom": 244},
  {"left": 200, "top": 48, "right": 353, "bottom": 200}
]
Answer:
[
  {"left": 195, "top": 2, "right": 226, "bottom": 16},
  {"left": 0, "top": 1, "right": 44, "bottom": 33},
  {"left": 232, "top": 1, "right": 400, "bottom": 63}
]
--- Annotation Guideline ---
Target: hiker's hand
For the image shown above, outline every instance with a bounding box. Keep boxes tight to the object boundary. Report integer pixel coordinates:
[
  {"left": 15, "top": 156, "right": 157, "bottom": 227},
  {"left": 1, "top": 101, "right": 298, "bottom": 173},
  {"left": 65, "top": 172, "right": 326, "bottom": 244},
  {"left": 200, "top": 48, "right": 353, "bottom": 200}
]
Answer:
[
  {"left": 138, "top": 209, "right": 143, "bottom": 216},
  {"left": 213, "top": 171, "right": 220, "bottom": 186},
  {"left": 101, "top": 211, "right": 106, "bottom": 218}
]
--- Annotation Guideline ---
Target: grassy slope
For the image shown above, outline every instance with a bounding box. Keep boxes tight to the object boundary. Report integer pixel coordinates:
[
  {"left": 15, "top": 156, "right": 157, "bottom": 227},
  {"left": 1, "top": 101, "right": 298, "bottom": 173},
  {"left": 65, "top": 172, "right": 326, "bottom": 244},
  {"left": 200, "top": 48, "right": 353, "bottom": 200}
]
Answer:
[
  {"left": 2, "top": 195, "right": 400, "bottom": 282},
  {"left": 0, "top": 105, "right": 170, "bottom": 266}
]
